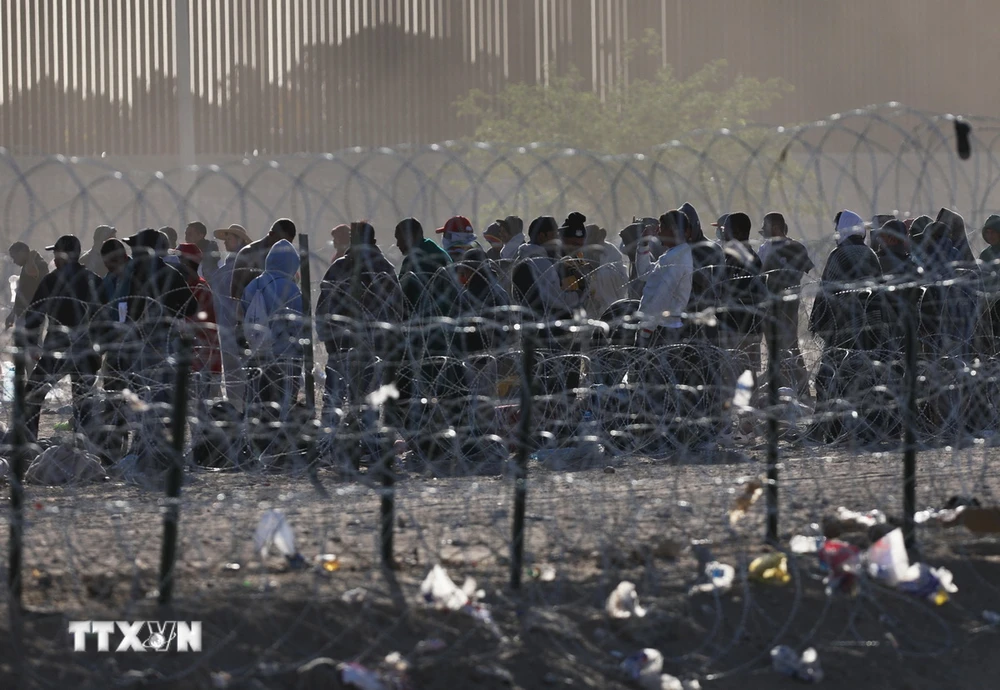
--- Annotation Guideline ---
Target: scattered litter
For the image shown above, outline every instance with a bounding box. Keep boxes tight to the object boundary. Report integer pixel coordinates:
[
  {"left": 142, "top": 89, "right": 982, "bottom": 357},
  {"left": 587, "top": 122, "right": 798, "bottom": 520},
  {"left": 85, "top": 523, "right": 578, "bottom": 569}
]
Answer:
[
  {"left": 749, "top": 553, "right": 790, "bottom": 585},
  {"left": 958, "top": 507, "right": 1000, "bottom": 534},
  {"left": 818, "top": 540, "right": 862, "bottom": 595},
  {"left": 316, "top": 553, "right": 341, "bottom": 572},
  {"left": 338, "top": 653, "right": 411, "bottom": 690},
  {"left": 366, "top": 383, "right": 400, "bottom": 408},
  {"left": 822, "top": 507, "right": 886, "bottom": 539},
  {"left": 222, "top": 562, "right": 240, "bottom": 571},
  {"left": 606, "top": 581, "right": 647, "bottom": 619},
  {"left": 25, "top": 444, "right": 106, "bottom": 485},
  {"left": 732, "top": 370, "right": 755, "bottom": 411},
  {"left": 897, "top": 563, "right": 957, "bottom": 605},
  {"left": 690, "top": 561, "right": 735, "bottom": 594},
  {"left": 420, "top": 565, "right": 500, "bottom": 636},
  {"left": 253, "top": 509, "right": 305, "bottom": 568},
  {"left": 421, "top": 564, "right": 476, "bottom": 611},
  {"left": 342, "top": 588, "right": 367, "bottom": 604},
  {"left": 527, "top": 564, "right": 557, "bottom": 581},
  {"left": 771, "top": 645, "right": 823, "bottom": 683},
  {"left": 414, "top": 638, "right": 447, "bottom": 654},
  {"left": 790, "top": 535, "right": 825, "bottom": 554},
  {"left": 604, "top": 465, "right": 616, "bottom": 474},
  {"left": 983, "top": 610, "right": 1000, "bottom": 626},
  {"left": 866, "top": 529, "right": 909, "bottom": 585},
  {"left": 621, "top": 649, "right": 698, "bottom": 690},
  {"left": 209, "top": 671, "right": 232, "bottom": 689},
  {"left": 729, "top": 479, "right": 763, "bottom": 527}
]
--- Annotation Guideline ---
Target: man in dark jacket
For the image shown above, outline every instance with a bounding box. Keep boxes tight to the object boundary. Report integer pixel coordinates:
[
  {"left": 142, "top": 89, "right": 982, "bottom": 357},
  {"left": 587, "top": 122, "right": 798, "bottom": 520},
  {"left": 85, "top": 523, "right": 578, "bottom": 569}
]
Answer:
[
  {"left": 758, "top": 212, "right": 815, "bottom": 396},
  {"left": 394, "top": 217, "right": 456, "bottom": 319},
  {"left": 679, "top": 202, "right": 725, "bottom": 341},
  {"left": 121, "top": 229, "right": 197, "bottom": 405},
  {"left": 229, "top": 218, "right": 297, "bottom": 319},
  {"left": 5, "top": 241, "right": 49, "bottom": 330},
  {"left": 317, "top": 221, "right": 403, "bottom": 425},
  {"left": 718, "top": 212, "right": 766, "bottom": 374},
  {"left": 22, "top": 235, "right": 103, "bottom": 442}
]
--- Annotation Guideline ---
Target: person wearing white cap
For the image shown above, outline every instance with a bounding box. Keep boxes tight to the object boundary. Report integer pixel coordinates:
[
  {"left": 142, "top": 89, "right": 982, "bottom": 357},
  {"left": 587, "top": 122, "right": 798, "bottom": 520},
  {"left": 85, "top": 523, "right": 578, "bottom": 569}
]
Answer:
[
  {"left": 210, "top": 223, "right": 251, "bottom": 408},
  {"left": 821, "top": 210, "right": 881, "bottom": 284},
  {"left": 810, "top": 211, "right": 883, "bottom": 406}
]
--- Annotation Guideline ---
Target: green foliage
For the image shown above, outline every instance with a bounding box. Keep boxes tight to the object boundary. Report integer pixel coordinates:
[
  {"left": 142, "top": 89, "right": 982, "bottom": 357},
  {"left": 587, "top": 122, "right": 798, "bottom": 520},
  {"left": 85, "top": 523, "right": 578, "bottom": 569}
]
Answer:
[{"left": 455, "top": 53, "right": 792, "bottom": 154}]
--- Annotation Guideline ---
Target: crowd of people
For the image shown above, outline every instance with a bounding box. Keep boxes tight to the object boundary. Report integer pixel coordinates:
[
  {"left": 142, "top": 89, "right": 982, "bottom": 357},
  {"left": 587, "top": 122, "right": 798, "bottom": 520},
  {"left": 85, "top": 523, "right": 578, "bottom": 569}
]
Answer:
[{"left": 5, "top": 201, "right": 1000, "bottom": 462}]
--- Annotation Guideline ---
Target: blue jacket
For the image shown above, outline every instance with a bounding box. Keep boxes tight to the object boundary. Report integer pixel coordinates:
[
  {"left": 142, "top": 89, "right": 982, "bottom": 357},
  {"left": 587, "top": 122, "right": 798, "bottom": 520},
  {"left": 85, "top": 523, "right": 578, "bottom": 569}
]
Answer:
[{"left": 241, "top": 239, "right": 303, "bottom": 359}]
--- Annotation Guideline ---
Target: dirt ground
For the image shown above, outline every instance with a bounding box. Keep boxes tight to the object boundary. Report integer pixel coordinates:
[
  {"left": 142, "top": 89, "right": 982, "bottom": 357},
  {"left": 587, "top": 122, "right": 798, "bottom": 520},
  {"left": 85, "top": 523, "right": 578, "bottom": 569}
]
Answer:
[{"left": 1, "top": 405, "right": 1000, "bottom": 690}]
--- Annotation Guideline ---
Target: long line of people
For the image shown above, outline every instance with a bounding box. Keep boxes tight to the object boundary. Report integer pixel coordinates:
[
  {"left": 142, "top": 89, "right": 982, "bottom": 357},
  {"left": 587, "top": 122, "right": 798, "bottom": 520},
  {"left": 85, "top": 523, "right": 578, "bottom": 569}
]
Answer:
[{"left": 6, "top": 203, "right": 999, "bottom": 466}]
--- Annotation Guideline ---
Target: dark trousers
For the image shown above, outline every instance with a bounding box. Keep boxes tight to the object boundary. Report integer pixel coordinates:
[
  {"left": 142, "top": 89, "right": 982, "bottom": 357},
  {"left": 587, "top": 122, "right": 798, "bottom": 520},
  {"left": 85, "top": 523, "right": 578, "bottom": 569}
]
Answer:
[
  {"left": 25, "top": 351, "right": 100, "bottom": 441},
  {"left": 249, "top": 360, "right": 301, "bottom": 418}
]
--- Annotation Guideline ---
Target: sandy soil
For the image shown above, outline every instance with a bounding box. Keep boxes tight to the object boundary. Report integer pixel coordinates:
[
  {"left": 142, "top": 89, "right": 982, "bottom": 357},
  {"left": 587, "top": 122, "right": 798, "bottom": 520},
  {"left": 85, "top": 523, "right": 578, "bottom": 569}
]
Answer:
[{"left": 1, "top": 412, "right": 999, "bottom": 690}]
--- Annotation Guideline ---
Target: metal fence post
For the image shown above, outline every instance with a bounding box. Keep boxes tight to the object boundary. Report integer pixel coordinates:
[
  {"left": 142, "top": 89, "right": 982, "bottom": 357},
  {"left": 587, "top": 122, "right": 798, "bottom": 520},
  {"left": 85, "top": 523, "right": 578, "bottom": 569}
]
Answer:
[
  {"left": 298, "top": 234, "right": 316, "bottom": 413},
  {"left": 8, "top": 333, "right": 28, "bottom": 614},
  {"left": 510, "top": 328, "right": 535, "bottom": 590},
  {"left": 158, "top": 336, "right": 192, "bottom": 605},
  {"left": 902, "top": 288, "right": 919, "bottom": 552},
  {"left": 765, "top": 296, "right": 780, "bottom": 544}
]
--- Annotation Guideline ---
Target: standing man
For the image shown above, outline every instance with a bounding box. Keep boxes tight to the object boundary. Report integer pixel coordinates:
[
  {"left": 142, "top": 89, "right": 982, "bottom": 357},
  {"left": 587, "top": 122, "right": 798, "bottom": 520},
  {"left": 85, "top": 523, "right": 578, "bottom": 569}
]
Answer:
[
  {"left": 5, "top": 241, "right": 49, "bottom": 330},
  {"left": 210, "top": 223, "right": 251, "bottom": 408},
  {"left": 758, "top": 212, "right": 815, "bottom": 397},
  {"left": 79, "top": 225, "right": 116, "bottom": 277},
  {"left": 330, "top": 224, "right": 351, "bottom": 263},
  {"left": 636, "top": 210, "right": 694, "bottom": 346},
  {"left": 718, "top": 212, "right": 766, "bottom": 374},
  {"left": 22, "top": 235, "right": 103, "bottom": 442},
  {"left": 184, "top": 221, "right": 221, "bottom": 282},
  {"left": 230, "top": 219, "right": 298, "bottom": 336},
  {"left": 177, "top": 243, "right": 222, "bottom": 396},
  {"left": 394, "top": 217, "right": 454, "bottom": 319}
]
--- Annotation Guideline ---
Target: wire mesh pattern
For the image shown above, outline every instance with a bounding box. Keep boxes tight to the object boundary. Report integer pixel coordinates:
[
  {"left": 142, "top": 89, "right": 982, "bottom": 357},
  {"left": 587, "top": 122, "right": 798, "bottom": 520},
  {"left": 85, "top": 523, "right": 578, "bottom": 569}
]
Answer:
[{"left": 1, "top": 106, "right": 1000, "bottom": 689}]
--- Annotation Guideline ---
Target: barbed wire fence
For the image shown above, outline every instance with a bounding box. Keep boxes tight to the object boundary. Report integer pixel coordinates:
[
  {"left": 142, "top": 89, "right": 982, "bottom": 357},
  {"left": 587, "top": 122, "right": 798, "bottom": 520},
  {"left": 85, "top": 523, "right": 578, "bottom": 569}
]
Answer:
[{"left": 0, "top": 104, "right": 999, "bottom": 689}]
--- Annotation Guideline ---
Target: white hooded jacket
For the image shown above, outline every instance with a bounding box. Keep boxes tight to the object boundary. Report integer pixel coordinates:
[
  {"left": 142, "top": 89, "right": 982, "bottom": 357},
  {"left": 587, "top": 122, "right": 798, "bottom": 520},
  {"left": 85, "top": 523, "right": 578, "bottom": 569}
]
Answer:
[{"left": 637, "top": 241, "right": 694, "bottom": 331}]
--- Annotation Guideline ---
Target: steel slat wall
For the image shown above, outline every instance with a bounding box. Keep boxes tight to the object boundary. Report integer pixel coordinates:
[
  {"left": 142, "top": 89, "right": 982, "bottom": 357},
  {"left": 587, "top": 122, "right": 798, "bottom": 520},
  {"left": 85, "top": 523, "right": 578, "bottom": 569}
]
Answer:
[{"left": 1, "top": 0, "right": 998, "bottom": 156}]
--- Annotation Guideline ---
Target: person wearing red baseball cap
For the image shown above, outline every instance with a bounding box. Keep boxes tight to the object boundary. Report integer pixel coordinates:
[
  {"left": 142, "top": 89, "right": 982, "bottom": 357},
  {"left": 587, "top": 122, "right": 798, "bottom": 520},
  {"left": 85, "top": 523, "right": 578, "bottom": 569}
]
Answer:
[
  {"left": 177, "top": 242, "right": 222, "bottom": 390},
  {"left": 436, "top": 215, "right": 481, "bottom": 262}
]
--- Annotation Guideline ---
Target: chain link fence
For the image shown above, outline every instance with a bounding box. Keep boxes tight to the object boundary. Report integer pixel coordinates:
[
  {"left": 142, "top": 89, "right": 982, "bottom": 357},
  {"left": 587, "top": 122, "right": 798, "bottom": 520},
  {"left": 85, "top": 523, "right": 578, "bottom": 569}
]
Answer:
[{"left": 1, "top": 105, "right": 999, "bottom": 689}]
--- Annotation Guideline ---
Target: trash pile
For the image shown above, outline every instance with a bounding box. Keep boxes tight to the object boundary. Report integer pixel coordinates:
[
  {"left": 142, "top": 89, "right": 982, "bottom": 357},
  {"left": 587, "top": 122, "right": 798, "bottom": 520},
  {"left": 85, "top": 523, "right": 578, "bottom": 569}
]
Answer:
[
  {"left": 793, "top": 520, "right": 958, "bottom": 604},
  {"left": 419, "top": 564, "right": 501, "bottom": 638}
]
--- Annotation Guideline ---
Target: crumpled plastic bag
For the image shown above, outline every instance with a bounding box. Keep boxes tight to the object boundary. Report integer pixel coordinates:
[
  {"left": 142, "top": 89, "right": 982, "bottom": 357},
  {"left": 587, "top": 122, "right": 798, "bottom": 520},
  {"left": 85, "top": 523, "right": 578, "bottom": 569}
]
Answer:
[
  {"left": 689, "top": 561, "right": 735, "bottom": 594},
  {"left": 420, "top": 565, "right": 500, "bottom": 637},
  {"left": 771, "top": 645, "right": 823, "bottom": 683},
  {"left": 606, "top": 581, "right": 647, "bottom": 619},
  {"left": 749, "top": 553, "right": 790, "bottom": 585}
]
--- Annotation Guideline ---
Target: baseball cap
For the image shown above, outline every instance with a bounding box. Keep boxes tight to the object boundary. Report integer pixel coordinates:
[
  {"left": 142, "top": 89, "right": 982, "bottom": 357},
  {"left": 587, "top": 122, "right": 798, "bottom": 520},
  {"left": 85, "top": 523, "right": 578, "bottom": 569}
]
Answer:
[
  {"left": 983, "top": 214, "right": 1000, "bottom": 233},
  {"left": 483, "top": 221, "right": 504, "bottom": 244},
  {"left": 436, "top": 215, "right": 474, "bottom": 235},
  {"left": 176, "top": 242, "right": 203, "bottom": 264},
  {"left": 45, "top": 235, "right": 82, "bottom": 256}
]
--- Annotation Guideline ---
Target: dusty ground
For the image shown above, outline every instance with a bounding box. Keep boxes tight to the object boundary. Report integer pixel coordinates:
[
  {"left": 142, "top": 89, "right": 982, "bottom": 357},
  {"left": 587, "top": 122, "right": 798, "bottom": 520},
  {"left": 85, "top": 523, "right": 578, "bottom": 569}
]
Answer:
[{"left": 1, "top": 406, "right": 1000, "bottom": 690}]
